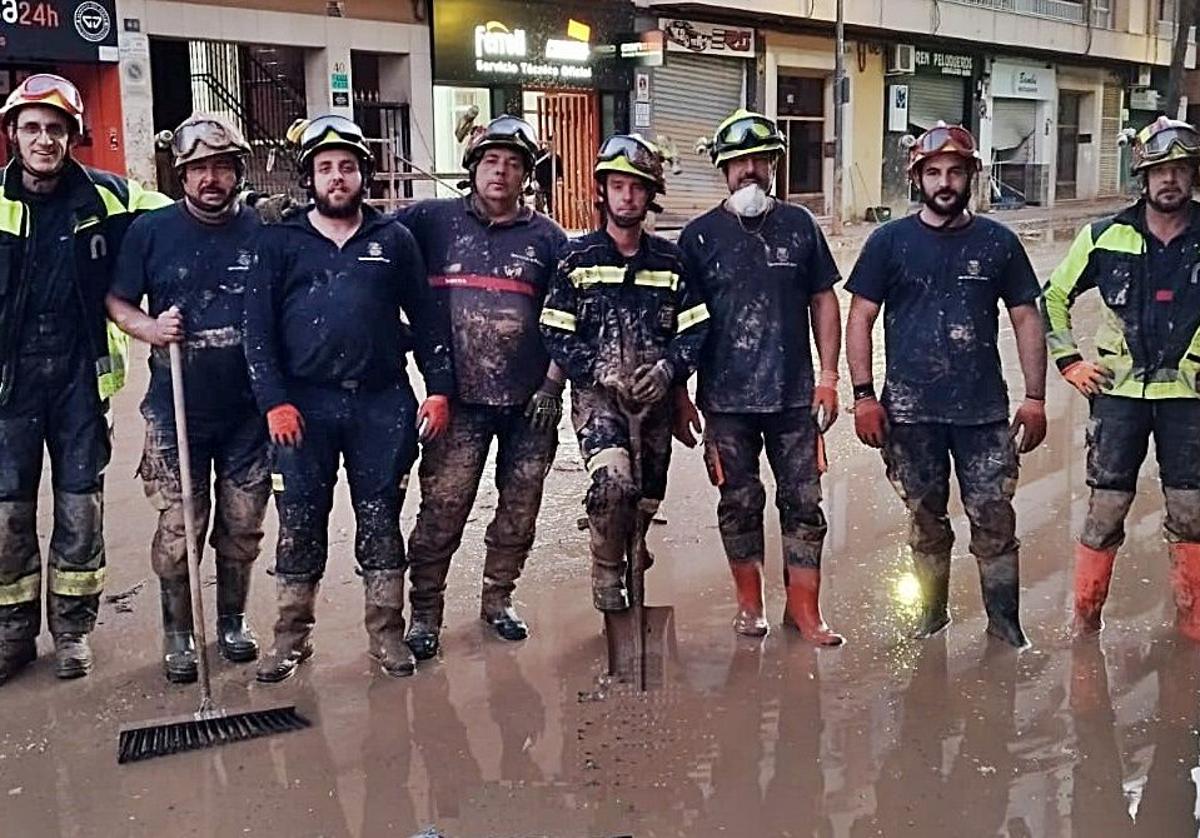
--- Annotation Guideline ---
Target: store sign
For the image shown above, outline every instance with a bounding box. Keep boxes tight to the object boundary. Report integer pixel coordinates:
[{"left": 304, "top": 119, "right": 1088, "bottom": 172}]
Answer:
[
  {"left": 991, "top": 61, "right": 1054, "bottom": 100},
  {"left": 914, "top": 49, "right": 973, "bottom": 77},
  {"left": 659, "top": 18, "right": 755, "bottom": 58},
  {"left": 0, "top": 0, "right": 118, "bottom": 62},
  {"left": 435, "top": 0, "right": 632, "bottom": 88},
  {"left": 1130, "top": 88, "right": 1159, "bottom": 110}
]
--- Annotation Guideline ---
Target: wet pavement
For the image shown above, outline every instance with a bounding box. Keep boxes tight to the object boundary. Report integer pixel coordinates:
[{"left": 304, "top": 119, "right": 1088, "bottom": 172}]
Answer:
[{"left": 3, "top": 234, "right": 1200, "bottom": 837}]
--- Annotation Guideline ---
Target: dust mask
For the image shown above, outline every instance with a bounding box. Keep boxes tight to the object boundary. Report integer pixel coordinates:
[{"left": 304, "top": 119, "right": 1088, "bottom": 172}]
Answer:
[{"left": 728, "top": 183, "right": 772, "bottom": 218}]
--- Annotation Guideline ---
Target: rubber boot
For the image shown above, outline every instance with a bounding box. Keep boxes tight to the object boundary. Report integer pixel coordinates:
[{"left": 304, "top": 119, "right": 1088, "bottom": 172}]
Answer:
[
  {"left": 159, "top": 576, "right": 197, "bottom": 684},
  {"left": 364, "top": 569, "right": 415, "bottom": 677},
  {"left": 977, "top": 552, "right": 1030, "bottom": 649},
  {"left": 1073, "top": 543, "right": 1117, "bottom": 638},
  {"left": 256, "top": 578, "right": 317, "bottom": 684},
  {"left": 911, "top": 551, "right": 951, "bottom": 639},
  {"left": 729, "top": 561, "right": 768, "bottom": 637},
  {"left": 480, "top": 586, "right": 529, "bottom": 642},
  {"left": 405, "top": 612, "right": 441, "bottom": 661},
  {"left": 1168, "top": 542, "right": 1200, "bottom": 642},
  {"left": 782, "top": 566, "right": 844, "bottom": 646},
  {"left": 0, "top": 639, "right": 36, "bottom": 686},
  {"left": 216, "top": 562, "right": 259, "bottom": 662},
  {"left": 52, "top": 633, "right": 93, "bottom": 679}
]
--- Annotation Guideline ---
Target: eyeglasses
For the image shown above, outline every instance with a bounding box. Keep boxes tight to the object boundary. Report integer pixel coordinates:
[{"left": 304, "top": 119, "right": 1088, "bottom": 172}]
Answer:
[
  {"left": 16, "top": 122, "right": 69, "bottom": 141},
  {"left": 597, "top": 134, "right": 661, "bottom": 172},
  {"left": 1139, "top": 126, "right": 1200, "bottom": 161},
  {"left": 172, "top": 119, "right": 239, "bottom": 158},
  {"left": 20, "top": 74, "right": 83, "bottom": 113},
  {"left": 914, "top": 124, "right": 978, "bottom": 155},
  {"left": 300, "top": 115, "right": 365, "bottom": 149}
]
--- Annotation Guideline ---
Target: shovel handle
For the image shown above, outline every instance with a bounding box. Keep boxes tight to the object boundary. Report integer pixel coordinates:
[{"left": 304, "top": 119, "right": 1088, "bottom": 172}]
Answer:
[{"left": 168, "top": 342, "right": 213, "bottom": 708}]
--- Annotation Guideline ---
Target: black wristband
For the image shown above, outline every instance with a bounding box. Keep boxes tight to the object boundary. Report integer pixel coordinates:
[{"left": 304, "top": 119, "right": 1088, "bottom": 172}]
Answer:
[{"left": 852, "top": 382, "right": 876, "bottom": 401}]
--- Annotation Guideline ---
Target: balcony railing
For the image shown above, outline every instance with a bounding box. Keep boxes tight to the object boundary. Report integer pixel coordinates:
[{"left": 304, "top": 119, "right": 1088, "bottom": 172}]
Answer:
[{"left": 944, "top": 0, "right": 1112, "bottom": 28}]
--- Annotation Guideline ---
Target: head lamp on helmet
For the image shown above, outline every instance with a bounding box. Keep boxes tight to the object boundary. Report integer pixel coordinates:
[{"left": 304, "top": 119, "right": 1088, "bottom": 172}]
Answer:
[
  {"left": 595, "top": 134, "right": 666, "bottom": 193},
  {"left": 1, "top": 73, "right": 84, "bottom": 133},
  {"left": 710, "top": 110, "right": 786, "bottom": 167},
  {"left": 1131, "top": 116, "right": 1200, "bottom": 173},
  {"left": 462, "top": 115, "right": 539, "bottom": 172}
]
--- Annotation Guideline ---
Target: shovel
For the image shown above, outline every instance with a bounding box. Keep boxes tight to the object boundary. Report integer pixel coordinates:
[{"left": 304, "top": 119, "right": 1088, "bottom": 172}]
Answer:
[{"left": 604, "top": 403, "right": 675, "bottom": 690}]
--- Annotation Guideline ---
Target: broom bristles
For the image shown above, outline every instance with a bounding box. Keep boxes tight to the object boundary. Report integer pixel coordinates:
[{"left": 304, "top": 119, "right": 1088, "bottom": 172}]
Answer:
[{"left": 117, "top": 705, "right": 309, "bottom": 764}]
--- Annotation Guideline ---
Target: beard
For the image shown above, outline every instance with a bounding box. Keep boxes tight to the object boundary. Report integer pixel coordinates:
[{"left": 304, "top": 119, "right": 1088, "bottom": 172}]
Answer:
[
  {"left": 920, "top": 183, "right": 971, "bottom": 220},
  {"left": 1147, "top": 187, "right": 1189, "bottom": 214},
  {"left": 313, "top": 187, "right": 363, "bottom": 219},
  {"left": 608, "top": 207, "right": 645, "bottom": 228}
]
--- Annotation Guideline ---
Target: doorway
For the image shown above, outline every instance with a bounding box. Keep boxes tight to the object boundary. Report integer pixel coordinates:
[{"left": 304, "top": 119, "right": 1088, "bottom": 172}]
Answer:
[
  {"left": 534, "top": 89, "right": 598, "bottom": 230},
  {"left": 1057, "top": 91, "right": 1082, "bottom": 201},
  {"left": 776, "top": 74, "right": 826, "bottom": 213}
]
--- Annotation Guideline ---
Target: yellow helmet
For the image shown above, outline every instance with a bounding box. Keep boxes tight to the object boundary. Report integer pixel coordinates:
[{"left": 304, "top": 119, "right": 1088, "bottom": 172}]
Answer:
[
  {"left": 594, "top": 134, "right": 666, "bottom": 192},
  {"left": 709, "top": 109, "right": 786, "bottom": 167},
  {"left": 1131, "top": 115, "right": 1200, "bottom": 173}
]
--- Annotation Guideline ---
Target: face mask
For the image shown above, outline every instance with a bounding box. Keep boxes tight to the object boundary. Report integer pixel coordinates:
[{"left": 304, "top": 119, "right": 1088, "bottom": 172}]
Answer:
[{"left": 728, "top": 182, "right": 772, "bottom": 217}]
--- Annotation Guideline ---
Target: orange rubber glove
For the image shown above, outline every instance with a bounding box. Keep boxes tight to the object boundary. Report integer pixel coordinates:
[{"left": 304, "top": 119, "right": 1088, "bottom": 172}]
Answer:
[
  {"left": 1062, "top": 360, "right": 1113, "bottom": 397},
  {"left": 853, "top": 397, "right": 888, "bottom": 448},
  {"left": 417, "top": 395, "right": 451, "bottom": 442},
  {"left": 266, "top": 404, "right": 304, "bottom": 447},
  {"left": 671, "top": 385, "right": 702, "bottom": 448},
  {"left": 812, "top": 369, "right": 839, "bottom": 433}
]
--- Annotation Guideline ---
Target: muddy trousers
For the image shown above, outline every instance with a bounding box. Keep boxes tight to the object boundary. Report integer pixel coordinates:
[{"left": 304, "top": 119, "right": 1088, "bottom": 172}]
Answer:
[
  {"left": 407, "top": 404, "right": 558, "bottom": 623},
  {"left": 0, "top": 334, "right": 110, "bottom": 643},
  {"left": 270, "top": 381, "right": 419, "bottom": 583},
  {"left": 883, "top": 421, "right": 1025, "bottom": 644},
  {"left": 571, "top": 387, "right": 671, "bottom": 608},
  {"left": 703, "top": 410, "right": 826, "bottom": 570}
]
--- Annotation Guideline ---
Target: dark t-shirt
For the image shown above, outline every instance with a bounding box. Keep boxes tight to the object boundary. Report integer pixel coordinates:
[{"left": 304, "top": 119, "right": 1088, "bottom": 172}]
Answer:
[
  {"left": 679, "top": 202, "right": 840, "bottom": 413},
  {"left": 845, "top": 213, "right": 1040, "bottom": 425},
  {"left": 110, "top": 203, "right": 261, "bottom": 423}
]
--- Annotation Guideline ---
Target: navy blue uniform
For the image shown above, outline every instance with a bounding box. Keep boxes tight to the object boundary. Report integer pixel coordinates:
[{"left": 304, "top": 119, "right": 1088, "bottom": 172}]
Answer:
[
  {"left": 397, "top": 198, "right": 566, "bottom": 626},
  {"left": 245, "top": 206, "right": 453, "bottom": 582},
  {"left": 678, "top": 203, "right": 838, "bottom": 570},
  {"left": 110, "top": 203, "right": 270, "bottom": 583}
]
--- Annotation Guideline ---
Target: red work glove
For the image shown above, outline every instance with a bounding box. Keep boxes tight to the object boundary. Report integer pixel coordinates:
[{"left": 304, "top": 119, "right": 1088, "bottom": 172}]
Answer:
[
  {"left": 417, "top": 394, "right": 451, "bottom": 442},
  {"left": 266, "top": 403, "right": 304, "bottom": 447},
  {"left": 1061, "top": 360, "right": 1113, "bottom": 397},
  {"left": 1010, "top": 396, "right": 1047, "bottom": 454},
  {"left": 671, "top": 385, "right": 702, "bottom": 448},
  {"left": 812, "top": 369, "right": 839, "bottom": 433},
  {"left": 853, "top": 397, "right": 888, "bottom": 448}
]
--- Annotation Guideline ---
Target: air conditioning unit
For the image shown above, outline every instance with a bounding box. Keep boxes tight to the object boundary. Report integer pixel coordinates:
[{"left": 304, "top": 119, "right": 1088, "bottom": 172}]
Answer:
[
  {"left": 1137, "top": 64, "right": 1152, "bottom": 87},
  {"left": 887, "top": 44, "right": 915, "bottom": 75}
]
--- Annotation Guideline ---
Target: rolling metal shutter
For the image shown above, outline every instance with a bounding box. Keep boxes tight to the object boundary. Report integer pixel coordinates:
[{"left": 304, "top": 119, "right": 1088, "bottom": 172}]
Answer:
[
  {"left": 1099, "top": 83, "right": 1122, "bottom": 197},
  {"left": 907, "top": 75, "right": 967, "bottom": 130},
  {"left": 650, "top": 54, "right": 745, "bottom": 222}
]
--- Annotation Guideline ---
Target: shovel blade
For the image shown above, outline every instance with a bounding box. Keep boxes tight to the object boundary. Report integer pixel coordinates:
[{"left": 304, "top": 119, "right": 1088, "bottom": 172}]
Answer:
[{"left": 605, "top": 605, "right": 675, "bottom": 690}]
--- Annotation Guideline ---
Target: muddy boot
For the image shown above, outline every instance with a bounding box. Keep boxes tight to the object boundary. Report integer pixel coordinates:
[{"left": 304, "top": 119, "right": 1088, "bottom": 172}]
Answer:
[
  {"left": 1169, "top": 542, "right": 1200, "bottom": 642},
  {"left": 159, "top": 576, "right": 197, "bottom": 684},
  {"left": 977, "top": 553, "right": 1030, "bottom": 649},
  {"left": 364, "top": 570, "right": 414, "bottom": 677},
  {"left": 405, "top": 611, "right": 441, "bottom": 661},
  {"left": 0, "top": 639, "right": 36, "bottom": 686},
  {"left": 480, "top": 586, "right": 528, "bottom": 642},
  {"left": 52, "top": 633, "right": 93, "bottom": 679},
  {"left": 782, "top": 566, "right": 844, "bottom": 646},
  {"left": 910, "top": 551, "right": 951, "bottom": 639},
  {"left": 729, "top": 560, "right": 768, "bottom": 637},
  {"left": 216, "top": 562, "right": 259, "bottom": 662},
  {"left": 256, "top": 578, "right": 317, "bottom": 684},
  {"left": 1073, "top": 543, "right": 1117, "bottom": 638}
]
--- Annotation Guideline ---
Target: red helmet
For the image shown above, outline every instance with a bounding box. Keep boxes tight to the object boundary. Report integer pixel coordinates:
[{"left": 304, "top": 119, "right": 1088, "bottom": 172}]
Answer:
[
  {"left": 0, "top": 73, "right": 84, "bottom": 134},
  {"left": 908, "top": 121, "right": 981, "bottom": 176}
]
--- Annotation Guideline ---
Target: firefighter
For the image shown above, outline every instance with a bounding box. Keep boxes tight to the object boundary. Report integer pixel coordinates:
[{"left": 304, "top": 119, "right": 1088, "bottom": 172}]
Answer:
[
  {"left": 106, "top": 114, "right": 270, "bottom": 683},
  {"left": 673, "top": 110, "right": 844, "bottom": 645},
  {"left": 244, "top": 115, "right": 455, "bottom": 681},
  {"left": 397, "top": 115, "right": 567, "bottom": 659},
  {"left": 540, "top": 134, "right": 709, "bottom": 612},
  {"left": 1043, "top": 115, "right": 1200, "bottom": 640},
  {"left": 845, "top": 122, "right": 1047, "bottom": 649},
  {"left": 0, "top": 74, "right": 171, "bottom": 685}
]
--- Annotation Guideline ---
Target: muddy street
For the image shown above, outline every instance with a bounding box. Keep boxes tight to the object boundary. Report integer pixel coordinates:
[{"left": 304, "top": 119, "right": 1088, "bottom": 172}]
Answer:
[{"left": 1, "top": 231, "right": 1197, "bottom": 837}]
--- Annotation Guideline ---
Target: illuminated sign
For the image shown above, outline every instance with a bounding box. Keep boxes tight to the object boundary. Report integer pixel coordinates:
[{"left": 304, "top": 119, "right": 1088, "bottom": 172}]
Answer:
[
  {"left": 472, "top": 17, "right": 591, "bottom": 80},
  {"left": 475, "top": 20, "right": 526, "bottom": 59}
]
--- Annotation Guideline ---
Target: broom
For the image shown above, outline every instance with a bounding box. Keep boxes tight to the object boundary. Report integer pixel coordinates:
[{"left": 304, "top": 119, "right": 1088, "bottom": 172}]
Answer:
[{"left": 118, "top": 341, "right": 309, "bottom": 764}]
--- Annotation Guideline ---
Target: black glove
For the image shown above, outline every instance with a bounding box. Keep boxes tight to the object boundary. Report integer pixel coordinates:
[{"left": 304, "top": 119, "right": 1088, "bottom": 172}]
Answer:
[
  {"left": 630, "top": 360, "right": 673, "bottom": 406},
  {"left": 524, "top": 382, "right": 563, "bottom": 432}
]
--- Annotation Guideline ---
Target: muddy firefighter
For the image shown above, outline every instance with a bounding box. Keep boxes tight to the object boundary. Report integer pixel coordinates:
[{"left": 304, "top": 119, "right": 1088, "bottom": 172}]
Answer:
[
  {"left": 845, "top": 122, "right": 1048, "bottom": 649},
  {"left": 673, "top": 110, "right": 844, "bottom": 644},
  {"left": 1043, "top": 116, "right": 1200, "bottom": 640},
  {"left": 398, "top": 116, "right": 567, "bottom": 658},
  {"left": 106, "top": 114, "right": 270, "bottom": 684},
  {"left": 0, "top": 74, "right": 171, "bottom": 685},
  {"left": 244, "top": 115, "right": 455, "bottom": 680},
  {"left": 540, "top": 134, "right": 708, "bottom": 612}
]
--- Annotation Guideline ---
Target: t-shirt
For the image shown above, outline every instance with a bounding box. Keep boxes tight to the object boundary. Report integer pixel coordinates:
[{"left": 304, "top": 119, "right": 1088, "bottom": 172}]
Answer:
[
  {"left": 679, "top": 202, "right": 841, "bottom": 413},
  {"left": 845, "top": 213, "right": 1041, "bottom": 425},
  {"left": 110, "top": 202, "right": 261, "bottom": 423}
]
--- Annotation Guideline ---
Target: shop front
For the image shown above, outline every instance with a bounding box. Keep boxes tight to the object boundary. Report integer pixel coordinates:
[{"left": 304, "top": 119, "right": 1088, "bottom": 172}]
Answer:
[
  {"left": 987, "top": 59, "right": 1055, "bottom": 207},
  {"left": 431, "top": 0, "right": 634, "bottom": 228},
  {"left": 0, "top": 0, "right": 123, "bottom": 172}
]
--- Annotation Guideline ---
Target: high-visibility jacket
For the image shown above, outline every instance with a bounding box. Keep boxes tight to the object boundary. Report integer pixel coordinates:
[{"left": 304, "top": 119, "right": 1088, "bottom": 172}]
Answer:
[
  {"left": 1042, "top": 200, "right": 1200, "bottom": 399},
  {"left": 0, "top": 158, "right": 171, "bottom": 406}
]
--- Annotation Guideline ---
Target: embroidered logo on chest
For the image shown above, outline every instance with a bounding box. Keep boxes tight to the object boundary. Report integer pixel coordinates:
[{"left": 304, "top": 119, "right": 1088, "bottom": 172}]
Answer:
[
  {"left": 358, "top": 241, "right": 390, "bottom": 263},
  {"left": 227, "top": 249, "right": 253, "bottom": 272}
]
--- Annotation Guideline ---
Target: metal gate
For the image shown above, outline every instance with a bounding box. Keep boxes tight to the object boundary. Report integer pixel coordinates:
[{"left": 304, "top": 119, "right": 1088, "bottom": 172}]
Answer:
[{"left": 537, "top": 91, "right": 598, "bottom": 231}]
